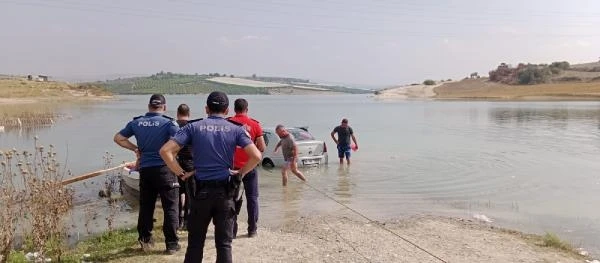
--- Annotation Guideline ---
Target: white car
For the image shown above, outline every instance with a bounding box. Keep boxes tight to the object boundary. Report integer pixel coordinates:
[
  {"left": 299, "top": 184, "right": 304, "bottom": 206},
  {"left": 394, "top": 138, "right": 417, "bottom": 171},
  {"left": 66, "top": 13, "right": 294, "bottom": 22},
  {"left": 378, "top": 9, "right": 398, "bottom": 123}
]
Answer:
[
  {"left": 122, "top": 166, "right": 140, "bottom": 192},
  {"left": 261, "top": 127, "right": 328, "bottom": 168}
]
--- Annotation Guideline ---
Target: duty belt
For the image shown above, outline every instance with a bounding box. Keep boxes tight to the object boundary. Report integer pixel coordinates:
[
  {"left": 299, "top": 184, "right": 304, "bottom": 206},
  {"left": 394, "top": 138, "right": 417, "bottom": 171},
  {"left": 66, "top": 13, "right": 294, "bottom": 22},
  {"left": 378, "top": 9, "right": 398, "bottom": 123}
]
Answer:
[{"left": 195, "top": 179, "right": 228, "bottom": 188}]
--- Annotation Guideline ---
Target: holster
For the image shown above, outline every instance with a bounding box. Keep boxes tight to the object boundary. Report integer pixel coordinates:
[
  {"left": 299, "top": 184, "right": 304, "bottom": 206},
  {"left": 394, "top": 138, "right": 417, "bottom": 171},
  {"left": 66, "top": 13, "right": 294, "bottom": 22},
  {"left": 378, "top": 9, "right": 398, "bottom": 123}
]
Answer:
[
  {"left": 234, "top": 196, "right": 244, "bottom": 215},
  {"left": 186, "top": 177, "right": 197, "bottom": 199},
  {"left": 228, "top": 174, "right": 242, "bottom": 198},
  {"left": 232, "top": 174, "right": 244, "bottom": 215}
]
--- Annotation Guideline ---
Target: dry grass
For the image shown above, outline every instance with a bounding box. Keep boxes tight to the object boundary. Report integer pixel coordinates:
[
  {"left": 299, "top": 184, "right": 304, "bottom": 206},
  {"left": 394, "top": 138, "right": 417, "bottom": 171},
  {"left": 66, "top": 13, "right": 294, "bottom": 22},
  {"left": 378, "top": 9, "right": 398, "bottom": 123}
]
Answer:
[
  {"left": 571, "top": 61, "right": 600, "bottom": 69},
  {"left": 435, "top": 78, "right": 600, "bottom": 99},
  {"left": 0, "top": 78, "right": 111, "bottom": 100},
  {"left": 541, "top": 232, "right": 575, "bottom": 252},
  {"left": 0, "top": 103, "right": 60, "bottom": 130},
  {"left": 554, "top": 70, "right": 600, "bottom": 80},
  {"left": 0, "top": 138, "right": 74, "bottom": 263}
]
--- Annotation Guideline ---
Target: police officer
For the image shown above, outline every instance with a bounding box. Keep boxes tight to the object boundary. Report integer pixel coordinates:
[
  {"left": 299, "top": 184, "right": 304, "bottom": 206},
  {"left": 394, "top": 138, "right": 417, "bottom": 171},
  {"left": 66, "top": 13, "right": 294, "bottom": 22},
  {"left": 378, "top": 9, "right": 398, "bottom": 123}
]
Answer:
[
  {"left": 160, "top": 91, "right": 261, "bottom": 263},
  {"left": 113, "top": 94, "right": 181, "bottom": 254},
  {"left": 228, "top": 98, "right": 266, "bottom": 238}
]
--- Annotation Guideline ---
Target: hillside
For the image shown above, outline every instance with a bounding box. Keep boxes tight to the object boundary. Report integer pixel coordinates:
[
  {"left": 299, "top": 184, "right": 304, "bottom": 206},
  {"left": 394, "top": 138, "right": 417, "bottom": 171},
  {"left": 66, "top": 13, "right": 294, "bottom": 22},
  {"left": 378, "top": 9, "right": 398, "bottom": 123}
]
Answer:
[
  {"left": 488, "top": 61, "right": 600, "bottom": 85},
  {"left": 374, "top": 60, "right": 600, "bottom": 100},
  {"left": 434, "top": 78, "right": 600, "bottom": 100},
  {"left": 0, "top": 76, "right": 111, "bottom": 101},
  {"left": 570, "top": 61, "right": 600, "bottom": 70},
  {"left": 434, "top": 60, "right": 600, "bottom": 100},
  {"left": 100, "top": 72, "right": 371, "bottom": 95}
]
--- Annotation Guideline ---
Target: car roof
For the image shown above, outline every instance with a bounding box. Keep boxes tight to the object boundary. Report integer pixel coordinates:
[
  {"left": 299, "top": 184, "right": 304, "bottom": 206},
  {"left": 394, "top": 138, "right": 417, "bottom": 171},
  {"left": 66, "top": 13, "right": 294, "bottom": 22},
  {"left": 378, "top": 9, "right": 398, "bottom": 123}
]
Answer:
[{"left": 264, "top": 126, "right": 308, "bottom": 131}]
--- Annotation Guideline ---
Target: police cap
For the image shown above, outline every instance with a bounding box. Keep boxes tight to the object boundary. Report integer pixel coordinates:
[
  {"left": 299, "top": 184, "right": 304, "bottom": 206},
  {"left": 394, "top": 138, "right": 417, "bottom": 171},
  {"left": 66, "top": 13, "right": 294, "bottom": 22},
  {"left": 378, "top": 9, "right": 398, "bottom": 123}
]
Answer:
[
  {"left": 206, "top": 91, "right": 229, "bottom": 112},
  {"left": 149, "top": 94, "right": 166, "bottom": 107}
]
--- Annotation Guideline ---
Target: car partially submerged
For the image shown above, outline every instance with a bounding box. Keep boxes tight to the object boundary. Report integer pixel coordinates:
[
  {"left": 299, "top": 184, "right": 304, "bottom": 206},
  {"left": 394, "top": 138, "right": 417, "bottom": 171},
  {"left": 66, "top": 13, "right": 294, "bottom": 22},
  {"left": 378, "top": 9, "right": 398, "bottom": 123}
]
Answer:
[{"left": 261, "top": 127, "right": 328, "bottom": 168}]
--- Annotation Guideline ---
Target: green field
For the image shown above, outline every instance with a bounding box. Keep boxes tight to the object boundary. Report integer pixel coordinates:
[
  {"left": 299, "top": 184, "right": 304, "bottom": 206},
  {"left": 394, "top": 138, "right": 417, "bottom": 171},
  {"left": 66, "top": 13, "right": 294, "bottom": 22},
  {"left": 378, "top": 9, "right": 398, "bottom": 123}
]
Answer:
[
  {"left": 101, "top": 73, "right": 268, "bottom": 95},
  {"left": 100, "top": 72, "right": 372, "bottom": 95}
]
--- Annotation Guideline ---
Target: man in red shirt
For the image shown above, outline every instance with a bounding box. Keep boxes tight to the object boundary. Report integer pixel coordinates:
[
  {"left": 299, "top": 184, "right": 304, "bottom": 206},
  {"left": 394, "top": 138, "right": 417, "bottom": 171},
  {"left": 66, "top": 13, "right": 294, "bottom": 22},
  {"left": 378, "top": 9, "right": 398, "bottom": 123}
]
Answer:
[{"left": 228, "top": 98, "right": 266, "bottom": 238}]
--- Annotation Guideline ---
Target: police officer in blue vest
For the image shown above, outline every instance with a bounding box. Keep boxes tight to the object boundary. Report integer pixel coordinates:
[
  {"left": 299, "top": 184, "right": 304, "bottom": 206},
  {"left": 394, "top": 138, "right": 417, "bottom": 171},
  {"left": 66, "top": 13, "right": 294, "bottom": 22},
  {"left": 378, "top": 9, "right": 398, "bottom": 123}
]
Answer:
[
  {"left": 160, "top": 91, "right": 261, "bottom": 263},
  {"left": 114, "top": 94, "right": 181, "bottom": 254}
]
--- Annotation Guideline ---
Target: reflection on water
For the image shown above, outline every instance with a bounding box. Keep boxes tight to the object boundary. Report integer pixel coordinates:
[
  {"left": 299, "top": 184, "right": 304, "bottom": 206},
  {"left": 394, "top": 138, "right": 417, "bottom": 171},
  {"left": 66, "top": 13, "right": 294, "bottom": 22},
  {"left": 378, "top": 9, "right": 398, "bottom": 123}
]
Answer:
[
  {"left": 65, "top": 175, "right": 137, "bottom": 245},
  {"left": 282, "top": 184, "right": 302, "bottom": 222},
  {"left": 0, "top": 104, "right": 63, "bottom": 136},
  {"left": 333, "top": 165, "right": 353, "bottom": 202},
  {"left": 1, "top": 126, "right": 53, "bottom": 138},
  {"left": 490, "top": 107, "right": 600, "bottom": 128}
]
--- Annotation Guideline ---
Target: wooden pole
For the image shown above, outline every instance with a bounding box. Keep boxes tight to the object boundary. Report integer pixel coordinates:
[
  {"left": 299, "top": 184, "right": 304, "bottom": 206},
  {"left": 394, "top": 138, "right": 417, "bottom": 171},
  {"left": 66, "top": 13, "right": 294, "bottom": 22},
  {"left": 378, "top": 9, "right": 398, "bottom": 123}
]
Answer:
[{"left": 61, "top": 162, "right": 132, "bottom": 185}]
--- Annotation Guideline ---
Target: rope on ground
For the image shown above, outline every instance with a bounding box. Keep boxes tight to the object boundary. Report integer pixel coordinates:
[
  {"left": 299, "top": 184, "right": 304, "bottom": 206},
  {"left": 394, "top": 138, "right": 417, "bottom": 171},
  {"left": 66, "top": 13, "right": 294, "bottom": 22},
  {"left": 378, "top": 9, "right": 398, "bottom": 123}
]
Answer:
[
  {"left": 261, "top": 166, "right": 447, "bottom": 263},
  {"left": 318, "top": 217, "right": 373, "bottom": 263},
  {"left": 302, "top": 181, "right": 447, "bottom": 263}
]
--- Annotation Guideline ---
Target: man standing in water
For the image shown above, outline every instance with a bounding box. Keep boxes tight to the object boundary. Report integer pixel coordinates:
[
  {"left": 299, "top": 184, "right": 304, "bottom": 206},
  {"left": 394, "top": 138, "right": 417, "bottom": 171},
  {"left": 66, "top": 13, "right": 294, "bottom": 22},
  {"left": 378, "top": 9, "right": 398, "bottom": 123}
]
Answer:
[
  {"left": 113, "top": 94, "right": 181, "bottom": 254},
  {"left": 160, "top": 91, "right": 261, "bottom": 263},
  {"left": 228, "top": 98, "right": 266, "bottom": 238},
  {"left": 274, "top": 124, "right": 307, "bottom": 186},
  {"left": 331, "top": 118, "right": 358, "bottom": 165}
]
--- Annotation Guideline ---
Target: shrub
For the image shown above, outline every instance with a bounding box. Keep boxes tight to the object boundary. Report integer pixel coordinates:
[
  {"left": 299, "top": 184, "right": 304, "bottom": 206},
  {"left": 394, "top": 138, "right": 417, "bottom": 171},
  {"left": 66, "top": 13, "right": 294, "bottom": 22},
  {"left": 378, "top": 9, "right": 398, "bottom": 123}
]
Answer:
[
  {"left": 490, "top": 61, "right": 571, "bottom": 85},
  {"left": 517, "top": 65, "right": 552, "bottom": 85},
  {"left": 0, "top": 139, "right": 74, "bottom": 262},
  {"left": 423, "top": 79, "right": 436, "bottom": 85},
  {"left": 550, "top": 61, "right": 570, "bottom": 70},
  {"left": 542, "top": 232, "right": 573, "bottom": 252}
]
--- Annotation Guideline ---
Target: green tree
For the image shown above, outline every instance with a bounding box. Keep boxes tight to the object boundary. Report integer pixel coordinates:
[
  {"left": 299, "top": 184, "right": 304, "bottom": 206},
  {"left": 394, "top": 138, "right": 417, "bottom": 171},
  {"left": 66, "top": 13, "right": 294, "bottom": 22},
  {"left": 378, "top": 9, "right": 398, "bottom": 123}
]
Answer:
[
  {"left": 423, "top": 79, "right": 436, "bottom": 85},
  {"left": 550, "top": 61, "right": 570, "bottom": 70},
  {"left": 517, "top": 65, "right": 552, "bottom": 84}
]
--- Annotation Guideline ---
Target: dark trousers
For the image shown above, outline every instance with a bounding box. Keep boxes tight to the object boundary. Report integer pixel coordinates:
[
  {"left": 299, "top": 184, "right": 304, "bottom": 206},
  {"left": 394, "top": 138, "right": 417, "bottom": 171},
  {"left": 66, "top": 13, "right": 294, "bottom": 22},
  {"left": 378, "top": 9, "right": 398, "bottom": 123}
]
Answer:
[
  {"left": 138, "top": 165, "right": 180, "bottom": 248},
  {"left": 233, "top": 168, "right": 259, "bottom": 235},
  {"left": 178, "top": 159, "right": 193, "bottom": 221},
  {"left": 184, "top": 182, "right": 235, "bottom": 263}
]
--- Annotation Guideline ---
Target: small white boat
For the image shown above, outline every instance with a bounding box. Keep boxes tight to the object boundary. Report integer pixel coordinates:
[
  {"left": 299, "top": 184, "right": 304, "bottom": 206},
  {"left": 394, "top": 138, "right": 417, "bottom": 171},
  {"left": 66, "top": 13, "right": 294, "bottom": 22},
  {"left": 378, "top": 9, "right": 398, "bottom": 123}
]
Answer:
[{"left": 122, "top": 166, "right": 140, "bottom": 192}]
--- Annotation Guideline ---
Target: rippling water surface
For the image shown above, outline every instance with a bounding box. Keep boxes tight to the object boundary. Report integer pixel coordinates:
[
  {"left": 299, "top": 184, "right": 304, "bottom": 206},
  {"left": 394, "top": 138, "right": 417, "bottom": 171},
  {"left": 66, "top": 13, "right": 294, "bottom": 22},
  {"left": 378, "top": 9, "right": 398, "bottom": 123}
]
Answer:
[{"left": 2, "top": 95, "right": 599, "bottom": 254}]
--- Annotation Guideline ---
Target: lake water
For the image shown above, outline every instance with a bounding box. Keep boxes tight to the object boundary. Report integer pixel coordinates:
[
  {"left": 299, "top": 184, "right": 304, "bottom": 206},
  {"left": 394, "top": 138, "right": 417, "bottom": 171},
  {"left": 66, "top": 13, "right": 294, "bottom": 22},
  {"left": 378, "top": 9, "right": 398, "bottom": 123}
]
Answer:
[{"left": 2, "top": 94, "right": 600, "bottom": 254}]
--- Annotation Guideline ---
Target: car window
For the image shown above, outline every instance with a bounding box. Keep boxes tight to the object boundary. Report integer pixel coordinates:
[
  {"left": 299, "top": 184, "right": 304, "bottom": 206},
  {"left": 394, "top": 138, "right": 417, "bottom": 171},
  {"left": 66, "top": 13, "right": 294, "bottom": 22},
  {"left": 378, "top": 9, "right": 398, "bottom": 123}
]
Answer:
[{"left": 288, "top": 128, "right": 314, "bottom": 141}]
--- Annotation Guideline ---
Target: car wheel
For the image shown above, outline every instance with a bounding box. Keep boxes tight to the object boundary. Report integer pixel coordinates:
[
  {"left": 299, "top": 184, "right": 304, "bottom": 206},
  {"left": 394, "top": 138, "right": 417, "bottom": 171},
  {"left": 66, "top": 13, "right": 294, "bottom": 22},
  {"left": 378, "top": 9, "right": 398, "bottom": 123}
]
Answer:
[{"left": 262, "top": 158, "right": 275, "bottom": 168}]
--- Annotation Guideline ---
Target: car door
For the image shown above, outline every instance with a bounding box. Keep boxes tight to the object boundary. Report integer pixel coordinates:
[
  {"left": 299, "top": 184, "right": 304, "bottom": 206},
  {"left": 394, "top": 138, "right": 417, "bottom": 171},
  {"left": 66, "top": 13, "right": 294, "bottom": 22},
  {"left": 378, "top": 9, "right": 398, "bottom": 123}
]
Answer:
[{"left": 263, "top": 130, "right": 285, "bottom": 167}]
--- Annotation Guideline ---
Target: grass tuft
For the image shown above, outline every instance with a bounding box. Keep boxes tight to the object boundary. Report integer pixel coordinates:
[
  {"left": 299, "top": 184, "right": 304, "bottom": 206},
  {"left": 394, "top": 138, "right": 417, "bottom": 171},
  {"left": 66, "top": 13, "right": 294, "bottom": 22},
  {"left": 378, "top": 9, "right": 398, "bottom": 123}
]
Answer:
[{"left": 541, "top": 232, "right": 574, "bottom": 252}]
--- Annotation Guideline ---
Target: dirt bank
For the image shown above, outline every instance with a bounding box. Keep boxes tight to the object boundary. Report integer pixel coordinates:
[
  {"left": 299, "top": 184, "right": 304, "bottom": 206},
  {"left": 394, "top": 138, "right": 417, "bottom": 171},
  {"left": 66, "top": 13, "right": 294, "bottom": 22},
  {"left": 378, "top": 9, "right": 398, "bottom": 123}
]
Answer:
[
  {"left": 0, "top": 77, "right": 112, "bottom": 105},
  {"left": 374, "top": 83, "right": 441, "bottom": 100},
  {"left": 111, "top": 214, "right": 588, "bottom": 263}
]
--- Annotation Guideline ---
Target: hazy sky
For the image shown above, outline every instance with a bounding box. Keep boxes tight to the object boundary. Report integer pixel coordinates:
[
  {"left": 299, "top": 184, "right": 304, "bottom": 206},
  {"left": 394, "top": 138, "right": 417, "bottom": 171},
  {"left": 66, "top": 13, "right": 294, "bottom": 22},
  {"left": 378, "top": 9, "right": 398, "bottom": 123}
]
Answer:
[{"left": 1, "top": 0, "right": 599, "bottom": 87}]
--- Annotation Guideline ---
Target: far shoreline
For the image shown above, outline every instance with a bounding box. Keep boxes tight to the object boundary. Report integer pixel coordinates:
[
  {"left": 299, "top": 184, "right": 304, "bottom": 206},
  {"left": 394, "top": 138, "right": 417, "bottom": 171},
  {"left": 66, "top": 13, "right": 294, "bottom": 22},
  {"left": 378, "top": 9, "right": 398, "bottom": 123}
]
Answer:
[{"left": 373, "top": 79, "right": 600, "bottom": 101}]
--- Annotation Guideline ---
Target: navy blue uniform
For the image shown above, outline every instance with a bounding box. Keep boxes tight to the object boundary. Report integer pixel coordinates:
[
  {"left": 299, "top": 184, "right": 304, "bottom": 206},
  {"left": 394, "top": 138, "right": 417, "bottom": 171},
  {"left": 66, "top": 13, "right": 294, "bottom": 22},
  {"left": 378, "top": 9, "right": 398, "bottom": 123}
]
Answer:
[
  {"left": 119, "top": 112, "right": 180, "bottom": 250},
  {"left": 172, "top": 115, "right": 252, "bottom": 263}
]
